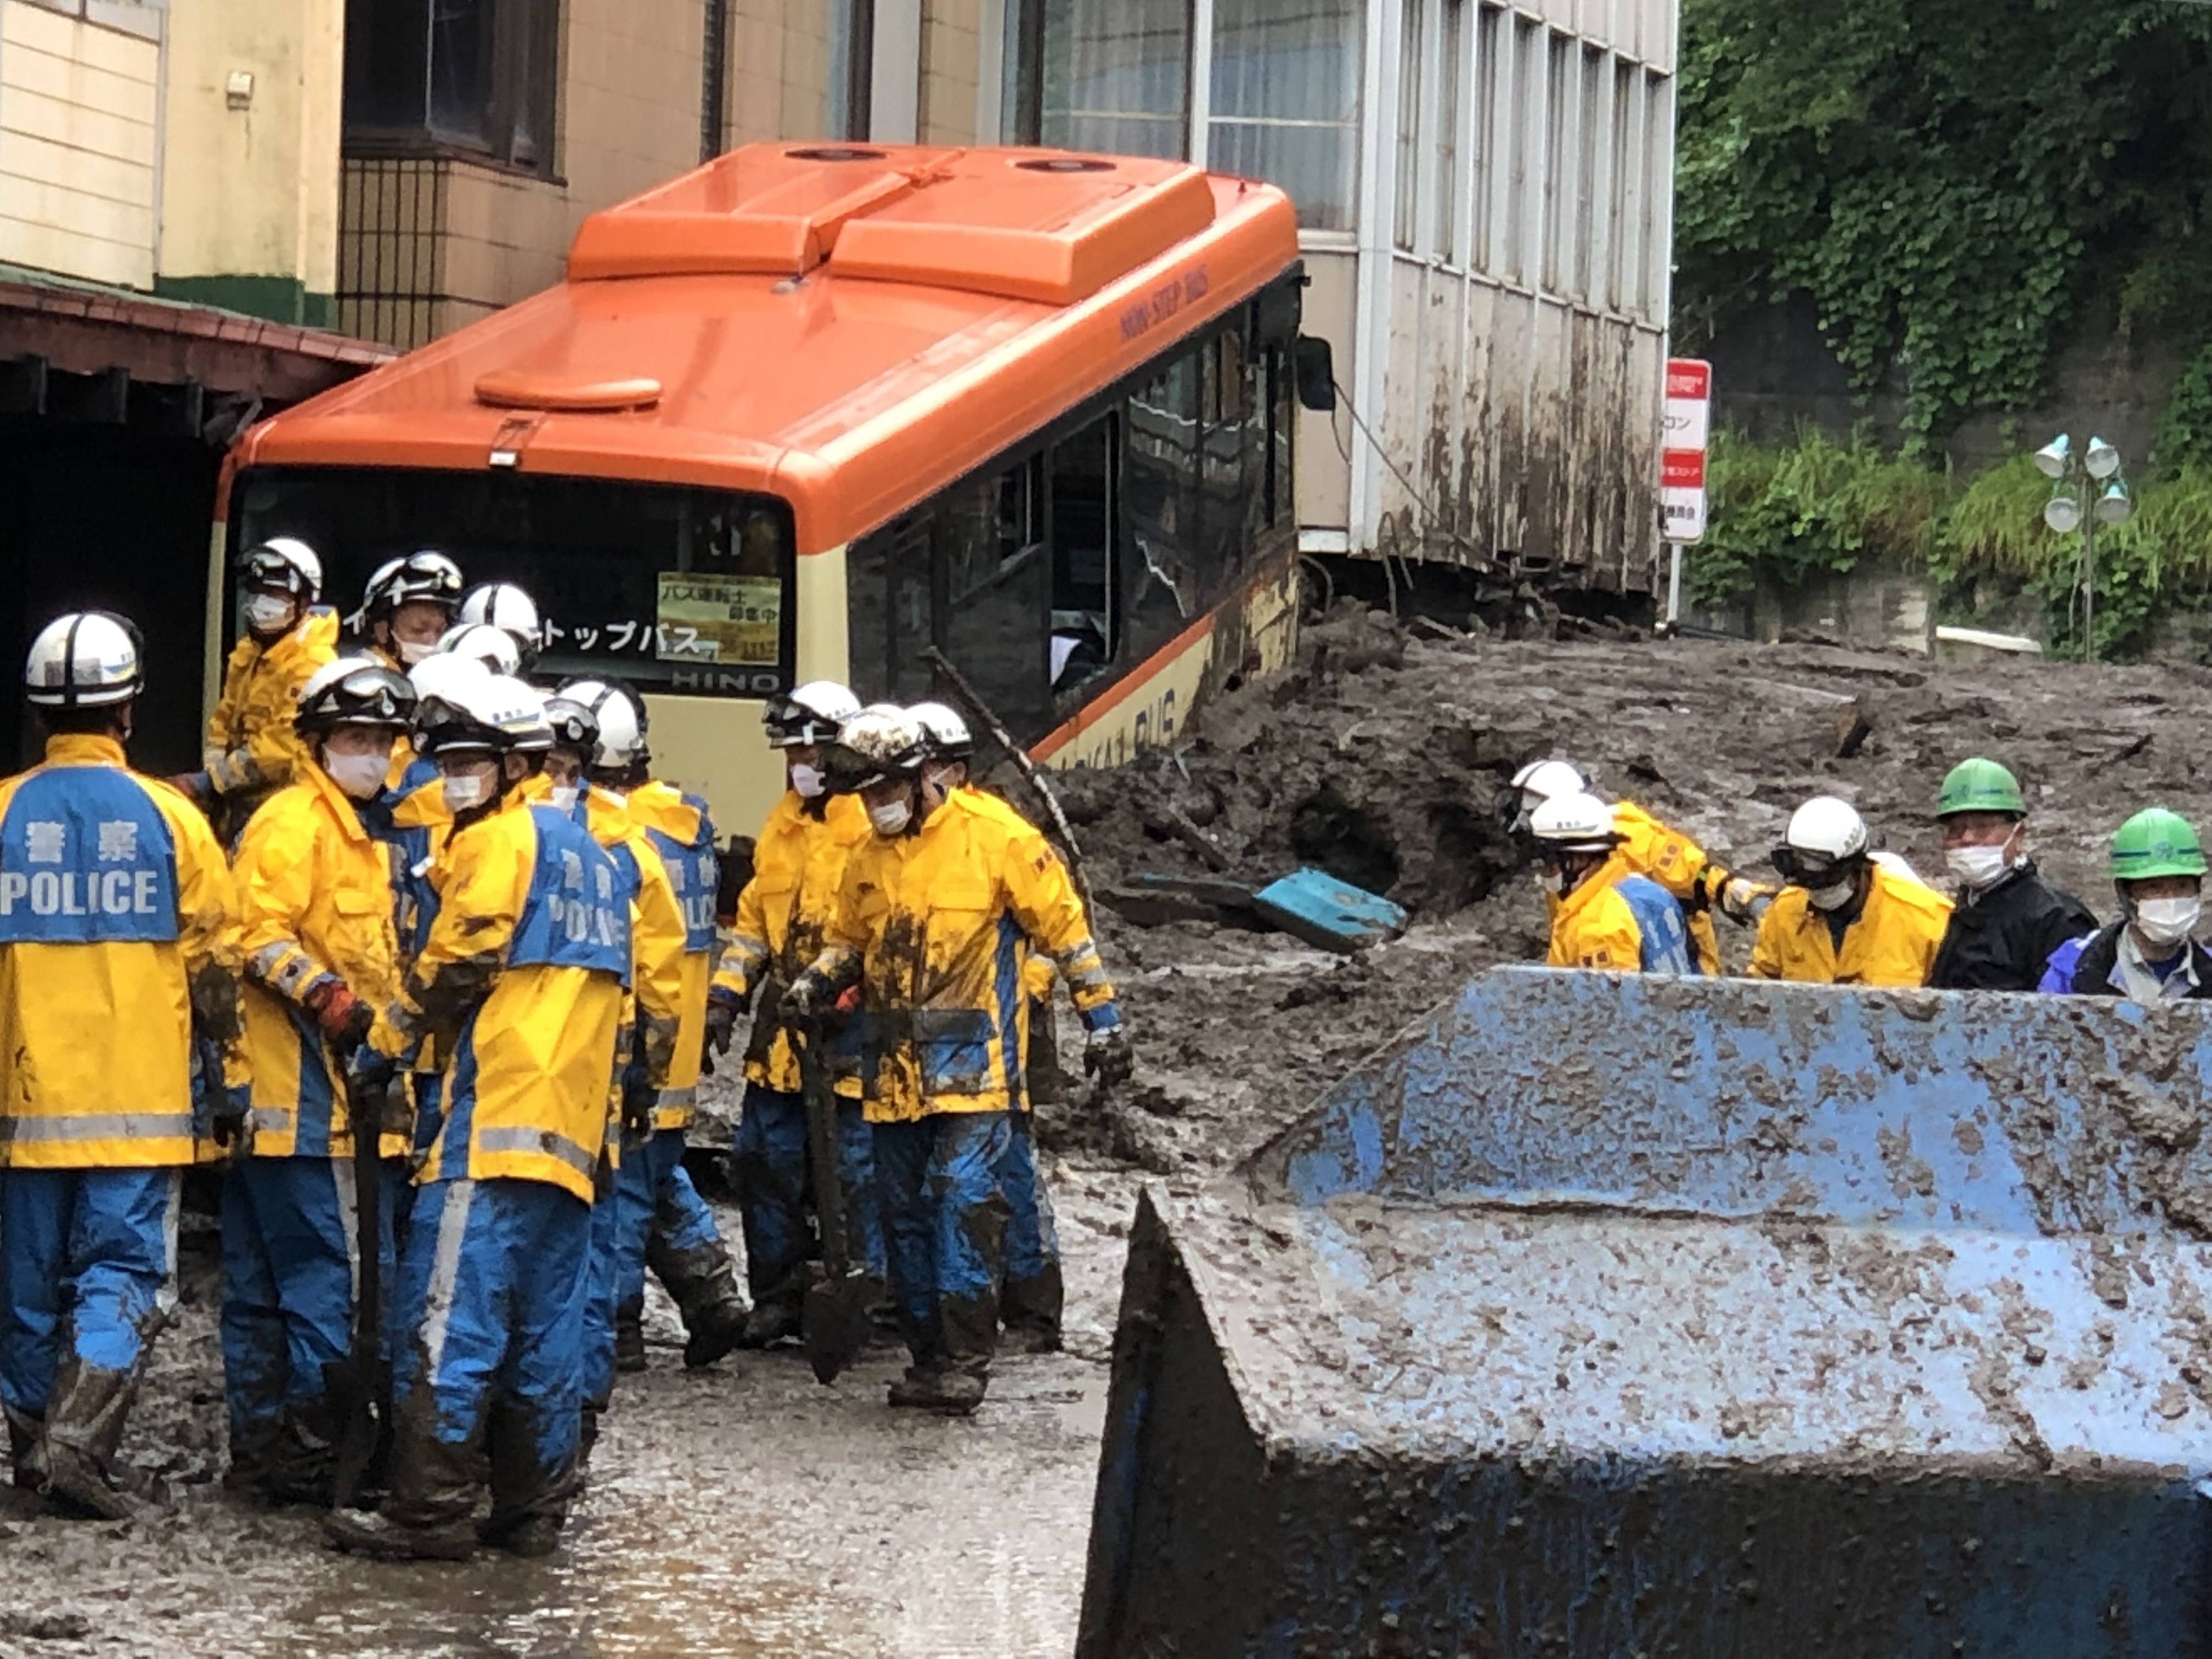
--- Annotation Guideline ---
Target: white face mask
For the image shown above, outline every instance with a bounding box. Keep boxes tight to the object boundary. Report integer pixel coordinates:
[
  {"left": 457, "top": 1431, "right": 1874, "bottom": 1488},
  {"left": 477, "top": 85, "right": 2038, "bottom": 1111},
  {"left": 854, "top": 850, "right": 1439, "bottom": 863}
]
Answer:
[
  {"left": 1806, "top": 878, "right": 1857, "bottom": 912},
  {"left": 2134, "top": 896, "right": 2202, "bottom": 950},
  {"left": 789, "top": 762, "right": 826, "bottom": 799},
  {"left": 1535, "top": 867, "right": 1568, "bottom": 897},
  {"left": 867, "top": 795, "right": 913, "bottom": 837},
  {"left": 244, "top": 593, "right": 296, "bottom": 635},
  {"left": 443, "top": 772, "right": 493, "bottom": 814},
  {"left": 398, "top": 639, "right": 436, "bottom": 667},
  {"left": 324, "top": 749, "right": 388, "bottom": 800},
  {"left": 548, "top": 783, "right": 580, "bottom": 813},
  {"left": 1945, "top": 843, "right": 2014, "bottom": 891}
]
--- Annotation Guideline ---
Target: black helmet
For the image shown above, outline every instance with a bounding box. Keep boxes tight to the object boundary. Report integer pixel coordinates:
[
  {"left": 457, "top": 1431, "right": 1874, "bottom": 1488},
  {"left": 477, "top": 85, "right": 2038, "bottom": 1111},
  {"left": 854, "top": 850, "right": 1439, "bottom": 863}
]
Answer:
[
  {"left": 294, "top": 656, "right": 416, "bottom": 734},
  {"left": 358, "top": 550, "right": 465, "bottom": 627}
]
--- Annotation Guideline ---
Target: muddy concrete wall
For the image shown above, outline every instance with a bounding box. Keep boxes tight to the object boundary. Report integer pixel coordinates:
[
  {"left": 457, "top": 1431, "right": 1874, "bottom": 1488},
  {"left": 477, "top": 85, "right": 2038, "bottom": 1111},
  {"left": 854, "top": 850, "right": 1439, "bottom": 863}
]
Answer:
[
  {"left": 1691, "top": 557, "right": 1938, "bottom": 651},
  {"left": 1371, "top": 255, "right": 1666, "bottom": 599}
]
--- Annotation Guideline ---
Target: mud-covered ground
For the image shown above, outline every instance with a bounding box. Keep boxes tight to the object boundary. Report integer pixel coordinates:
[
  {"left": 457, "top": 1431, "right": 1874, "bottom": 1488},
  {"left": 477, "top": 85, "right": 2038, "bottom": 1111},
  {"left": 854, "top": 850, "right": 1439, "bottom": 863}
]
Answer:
[{"left": 5, "top": 618, "right": 2202, "bottom": 1655}]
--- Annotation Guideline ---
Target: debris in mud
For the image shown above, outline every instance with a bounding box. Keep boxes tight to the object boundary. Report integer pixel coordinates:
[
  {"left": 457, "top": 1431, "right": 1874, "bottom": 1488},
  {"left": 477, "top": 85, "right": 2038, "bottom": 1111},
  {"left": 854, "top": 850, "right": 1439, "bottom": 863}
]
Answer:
[{"left": 0, "top": 1611, "right": 94, "bottom": 1641}]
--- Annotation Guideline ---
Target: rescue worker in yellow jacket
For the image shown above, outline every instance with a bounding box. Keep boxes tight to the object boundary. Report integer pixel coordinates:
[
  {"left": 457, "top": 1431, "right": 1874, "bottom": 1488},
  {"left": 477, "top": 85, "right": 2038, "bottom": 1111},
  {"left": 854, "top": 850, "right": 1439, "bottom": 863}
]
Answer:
[
  {"left": 707, "top": 680, "right": 883, "bottom": 1349},
  {"left": 1507, "top": 759, "right": 1770, "bottom": 972},
  {"left": 326, "top": 673, "right": 633, "bottom": 1561},
  {"left": 351, "top": 550, "right": 464, "bottom": 674},
  {"left": 0, "top": 611, "right": 246, "bottom": 1519},
  {"left": 909, "top": 700, "right": 1071, "bottom": 1351},
  {"left": 222, "top": 656, "right": 414, "bottom": 1504},
  {"left": 558, "top": 679, "right": 749, "bottom": 1370},
  {"left": 1528, "top": 792, "right": 1696, "bottom": 973},
  {"left": 788, "top": 706, "right": 1131, "bottom": 1415},
  {"left": 189, "top": 538, "right": 340, "bottom": 831},
  {"left": 1751, "top": 795, "right": 1953, "bottom": 986}
]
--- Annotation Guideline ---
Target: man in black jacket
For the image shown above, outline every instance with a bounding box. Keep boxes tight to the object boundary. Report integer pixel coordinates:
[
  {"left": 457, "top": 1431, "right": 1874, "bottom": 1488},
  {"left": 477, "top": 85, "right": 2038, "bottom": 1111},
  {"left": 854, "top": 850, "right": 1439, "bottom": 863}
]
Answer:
[{"left": 1926, "top": 758, "right": 2096, "bottom": 991}]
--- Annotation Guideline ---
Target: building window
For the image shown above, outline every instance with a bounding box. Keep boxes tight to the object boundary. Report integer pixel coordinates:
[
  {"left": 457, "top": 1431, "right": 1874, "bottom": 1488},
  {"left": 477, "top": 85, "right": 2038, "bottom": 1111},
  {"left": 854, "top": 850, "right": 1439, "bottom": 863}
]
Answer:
[
  {"left": 1211, "top": 0, "right": 1363, "bottom": 233},
  {"left": 1470, "top": 5, "right": 1501, "bottom": 272},
  {"left": 1392, "top": 0, "right": 1421, "bottom": 252},
  {"left": 1540, "top": 30, "right": 1570, "bottom": 294},
  {"left": 1009, "top": 2, "right": 1361, "bottom": 233},
  {"left": 827, "top": 0, "right": 876, "bottom": 142},
  {"left": 1575, "top": 46, "right": 1605, "bottom": 301},
  {"left": 1434, "top": 0, "right": 1464, "bottom": 263},
  {"left": 343, "top": 0, "right": 560, "bottom": 174},
  {"left": 1024, "top": 0, "right": 1192, "bottom": 159}
]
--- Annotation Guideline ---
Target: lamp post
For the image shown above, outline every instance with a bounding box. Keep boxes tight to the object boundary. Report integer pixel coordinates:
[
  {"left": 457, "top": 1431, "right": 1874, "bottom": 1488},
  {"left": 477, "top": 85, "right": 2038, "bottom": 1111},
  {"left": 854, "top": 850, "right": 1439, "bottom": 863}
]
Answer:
[{"left": 2033, "top": 433, "right": 2134, "bottom": 663}]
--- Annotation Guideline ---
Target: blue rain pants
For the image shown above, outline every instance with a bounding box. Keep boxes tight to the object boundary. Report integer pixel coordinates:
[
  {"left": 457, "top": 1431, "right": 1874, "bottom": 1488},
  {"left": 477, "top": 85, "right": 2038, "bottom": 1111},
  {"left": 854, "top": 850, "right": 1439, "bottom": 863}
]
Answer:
[
  {"left": 733, "top": 1085, "right": 885, "bottom": 1311},
  {"left": 873, "top": 1111, "right": 1012, "bottom": 1376}
]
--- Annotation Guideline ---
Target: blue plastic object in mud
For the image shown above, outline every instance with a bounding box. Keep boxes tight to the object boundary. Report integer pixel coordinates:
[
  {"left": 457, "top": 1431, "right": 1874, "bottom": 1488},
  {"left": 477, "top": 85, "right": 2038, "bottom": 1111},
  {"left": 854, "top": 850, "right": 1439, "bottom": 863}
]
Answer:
[{"left": 1251, "top": 867, "right": 1407, "bottom": 954}]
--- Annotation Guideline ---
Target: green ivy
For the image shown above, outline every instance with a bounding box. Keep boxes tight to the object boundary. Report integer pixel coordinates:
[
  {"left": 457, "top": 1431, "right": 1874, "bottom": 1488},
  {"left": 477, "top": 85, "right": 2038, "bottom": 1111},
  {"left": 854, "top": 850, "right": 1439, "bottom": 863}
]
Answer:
[{"left": 1674, "top": 0, "right": 2212, "bottom": 443}]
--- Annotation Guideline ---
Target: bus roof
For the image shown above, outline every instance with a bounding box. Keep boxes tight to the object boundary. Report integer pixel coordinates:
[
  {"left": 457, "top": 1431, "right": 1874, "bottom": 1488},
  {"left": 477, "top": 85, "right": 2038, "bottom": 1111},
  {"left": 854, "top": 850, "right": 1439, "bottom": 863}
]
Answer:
[{"left": 230, "top": 144, "right": 1299, "bottom": 555}]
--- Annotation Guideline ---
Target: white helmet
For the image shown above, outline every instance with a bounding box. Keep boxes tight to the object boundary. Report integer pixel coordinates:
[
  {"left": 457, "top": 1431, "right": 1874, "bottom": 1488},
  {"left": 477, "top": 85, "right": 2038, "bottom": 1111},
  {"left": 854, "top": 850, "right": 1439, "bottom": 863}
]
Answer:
[
  {"left": 409, "top": 650, "right": 491, "bottom": 715},
  {"left": 829, "top": 704, "right": 929, "bottom": 787},
  {"left": 556, "top": 678, "right": 647, "bottom": 770},
  {"left": 1528, "top": 791, "right": 1618, "bottom": 853},
  {"left": 358, "top": 550, "right": 465, "bottom": 627},
  {"left": 456, "top": 582, "right": 543, "bottom": 663},
  {"left": 908, "top": 699, "right": 974, "bottom": 761},
  {"left": 764, "top": 680, "right": 863, "bottom": 749},
  {"left": 415, "top": 670, "right": 551, "bottom": 758},
  {"left": 24, "top": 611, "right": 141, "bottom": 707},
  {"left": 1785, "top": 795, "right": 1869, "bottom": 862},
  {"left": 437, "top": 622, "right": 523, "bottom": 676},
  {"left": 1512, "top": 759, "right": 1588, "bottom": 800},
  {"left": 240, "top": 537, "right": 323, "bottom": 601}
]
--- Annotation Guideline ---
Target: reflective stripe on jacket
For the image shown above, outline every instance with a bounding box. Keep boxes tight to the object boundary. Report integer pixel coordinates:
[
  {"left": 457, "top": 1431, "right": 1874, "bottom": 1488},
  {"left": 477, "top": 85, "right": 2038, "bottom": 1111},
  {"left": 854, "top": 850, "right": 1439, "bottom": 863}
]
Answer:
[
  {"left": 815, "top": 788, "right": 1120, "bottom": 1123},
  {"left": 712, "top": 789, "right": 872, "bottom": 1097},
  {"left": 233, "top": 764, "right": 405, "bottom": 1159},
  {"left": 1750, "top": 862, "right": 1953, "bottom": 986},
  {"left": 204, "top": 609, "right": 340, "bottom": 798},
  {"left": 396, "top": 794, "right": 633, "bottom": 1203},
  {"left": 0, "top": 733, "right": 244, "bottom": 1167}
]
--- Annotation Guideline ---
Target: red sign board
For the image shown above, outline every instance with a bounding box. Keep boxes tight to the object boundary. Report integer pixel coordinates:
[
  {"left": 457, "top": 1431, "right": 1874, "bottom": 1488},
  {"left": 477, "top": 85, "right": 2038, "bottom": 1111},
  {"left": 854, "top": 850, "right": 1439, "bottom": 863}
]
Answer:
[
  {"left": 1660, "top": 448, "right": 1706, "bottom": 489},
  {"left": 1665, "top": 359, "right": 1711, "bottom": 402}
]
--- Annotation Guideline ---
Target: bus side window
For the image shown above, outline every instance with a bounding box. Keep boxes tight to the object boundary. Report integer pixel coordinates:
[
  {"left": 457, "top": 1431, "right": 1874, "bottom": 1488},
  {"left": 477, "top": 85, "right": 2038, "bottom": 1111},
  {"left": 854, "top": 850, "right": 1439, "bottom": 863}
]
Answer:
[
  {"left": 846, "top": 510, "right": 935, "bottom": 702},
  {"left": 1123, "top": 351, "right": 1204, "bottom": 670},
  {"left": 936, "top": 463, "right": 1052, "bottom": 754},
  {"left": 1048, "top": 416, "right": 1116, "bottom": 698}
]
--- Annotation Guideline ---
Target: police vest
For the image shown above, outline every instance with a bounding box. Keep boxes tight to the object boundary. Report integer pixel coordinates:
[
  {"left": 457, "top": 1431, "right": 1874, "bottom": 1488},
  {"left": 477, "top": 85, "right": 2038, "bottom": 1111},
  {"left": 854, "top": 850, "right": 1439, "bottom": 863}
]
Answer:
[
  {"left": 0, "top": 769, "right": 178, "bottom": 944},
  {"left": 643, "top": 822, "right": 720, "bottom": 952},
  {"left": 1616, "top": 874, "right": 1694, "bottom": 975},
  {"left": 510, "top": 804, "right": 633, "bottom": 981}
]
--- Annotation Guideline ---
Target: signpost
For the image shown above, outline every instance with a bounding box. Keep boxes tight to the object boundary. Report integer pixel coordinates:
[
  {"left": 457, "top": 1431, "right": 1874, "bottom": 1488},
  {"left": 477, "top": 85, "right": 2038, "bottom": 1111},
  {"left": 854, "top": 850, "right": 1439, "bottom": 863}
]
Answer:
[{"left": 1660, "top": 358, "right": 1712, "bottom": 631}]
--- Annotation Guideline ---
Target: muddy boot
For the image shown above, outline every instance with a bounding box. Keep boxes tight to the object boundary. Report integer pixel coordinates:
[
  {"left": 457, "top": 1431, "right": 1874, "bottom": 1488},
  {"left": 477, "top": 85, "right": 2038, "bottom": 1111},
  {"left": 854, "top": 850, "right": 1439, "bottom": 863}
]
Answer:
[
  {"left": 223, "top": 1416, "right": 282, "bottom": 1502},
  {"left": 1001, "top": 1263, "right": 1065, "bottom": 1355},
  {"left": 647, "top": 1234, "right": 751, "bottom": 1370},
  {"left": 887, "top": 1366, "right": 985, "bottom": 1415},
  {"left": 613, "top": 1302, "right": 648, "bottom": 1375},
  {"left": 932, "top": 1291, "right": 998, "bottom": 1416},
  {"left": 38, "top": 1357, "right": 147, "bottom": 1521},
  {"left": 266, "top": 1400, "right": 339, "bottom": 1508},
  {"left": 887, "top": 1364, "right": 945, "bottom": 1409},
  {"left": 740, "top": 1292, "right": 801, "bottom": 1350},
  {"left": 5, "top": 1406, "right": 43, "bottom": 1493},
  {"left": 480, "top": 1401, "right": 577, "bottom": 1558},
  {"left": 331, "top": 1419, "right": 478, "bottom": 1560}
]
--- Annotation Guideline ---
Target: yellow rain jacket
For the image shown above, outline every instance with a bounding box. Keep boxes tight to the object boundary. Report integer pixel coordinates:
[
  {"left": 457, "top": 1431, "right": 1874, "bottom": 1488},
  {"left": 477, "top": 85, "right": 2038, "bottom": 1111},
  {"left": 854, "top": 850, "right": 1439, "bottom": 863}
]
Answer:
[
  {"left": 1750, "top": 862, "right": 1953, "bottom": 987},
  {"left": 627, "top": 779, "right": 723, "bottom": 1128},
  {"left": 377, "top": 791, "right": 633, "bottom": 1204},
  {"left": 572, "top": 783, "right": 686, "bottom": 1103},
  {"left": 0, "top": 733, "right": 245, "bottom": 1168},
  {"left": 233, "top": 762, "right": 407, "bottom": 1160},
  {"left": 712, "top": 790, "right": 872, "bottom": 1099},
  {"left": 810, "top": 788, "right": 1121, "bottom": 1124},
  {"left": 204, "top": 608, "right": 340, "bottom": 800},
  {"left": 1609, "top": 800, "right": 1731, "bottom": 974},
  {"left": 1545, "top": 854, "right": 1695, "bottom": 973}
]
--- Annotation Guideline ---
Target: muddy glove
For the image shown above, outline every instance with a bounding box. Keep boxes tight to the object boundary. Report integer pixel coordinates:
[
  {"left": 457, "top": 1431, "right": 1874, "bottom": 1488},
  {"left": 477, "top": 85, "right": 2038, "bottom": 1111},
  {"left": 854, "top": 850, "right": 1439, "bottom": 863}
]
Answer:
[
  {"left": 347, "top": 1040, "right": 399, "bottom": 1093},
  {"left": 702, "top": 995, "right": 739, "bottom": 1062},
  {"left": 170, "top": 771, "right": 215, "bottom": 809},
  {"left": 303, "top": 978, "right": 374, "bottom": 1054},
  {"left": 621, "top": 1064, "right": 656, "bottom": 1144},
  {"left": 1084, "top": 1026, "right": 1134, "bottom": 1088},
  {"left": 778, "top": 972, "right": 831, "bottom": 1026},
  {"left": 1717, "top": 876, "right": 1775, "bottom": 925}
]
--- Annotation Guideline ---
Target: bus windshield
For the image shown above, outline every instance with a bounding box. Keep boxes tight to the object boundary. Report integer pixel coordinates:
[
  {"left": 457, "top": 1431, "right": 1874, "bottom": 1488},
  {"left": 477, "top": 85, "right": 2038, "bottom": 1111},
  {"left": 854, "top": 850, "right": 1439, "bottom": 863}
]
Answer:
[{"left": 229, "top": 467, "right": 796, "bottom": 697}]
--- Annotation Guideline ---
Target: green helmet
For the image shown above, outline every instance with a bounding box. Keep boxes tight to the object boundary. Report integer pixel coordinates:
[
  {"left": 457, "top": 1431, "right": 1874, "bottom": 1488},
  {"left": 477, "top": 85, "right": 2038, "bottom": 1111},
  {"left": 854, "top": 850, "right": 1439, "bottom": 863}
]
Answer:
[
  {"left": 2109, "top": 808, "right": 2208, "bottom": 883},
  {"left": 1937, "top": 758, "right": 2025, "bottom": 819}
]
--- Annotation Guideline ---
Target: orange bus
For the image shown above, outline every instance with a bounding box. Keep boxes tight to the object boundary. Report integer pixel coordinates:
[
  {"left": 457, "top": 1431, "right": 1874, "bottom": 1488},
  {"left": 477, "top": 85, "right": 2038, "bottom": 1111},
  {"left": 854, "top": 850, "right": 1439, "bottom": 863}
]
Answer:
[{"left": 215, "top": 143, "right": 1310, "bottom": 832}]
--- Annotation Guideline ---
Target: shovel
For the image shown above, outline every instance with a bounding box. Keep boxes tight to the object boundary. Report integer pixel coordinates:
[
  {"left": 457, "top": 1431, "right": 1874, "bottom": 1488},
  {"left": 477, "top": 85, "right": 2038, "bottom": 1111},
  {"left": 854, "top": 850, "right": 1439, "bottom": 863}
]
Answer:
[{"left": 796, "top": 1022, "right": 873, "bottom": 1385}]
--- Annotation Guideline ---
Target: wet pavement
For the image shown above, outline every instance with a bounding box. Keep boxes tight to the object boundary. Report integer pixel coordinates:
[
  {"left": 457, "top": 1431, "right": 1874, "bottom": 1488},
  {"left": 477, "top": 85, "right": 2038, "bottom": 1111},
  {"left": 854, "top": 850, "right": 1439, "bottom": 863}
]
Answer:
[{"left": 0, "top": 1179, "right": 1138, "bottom": 1659}]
